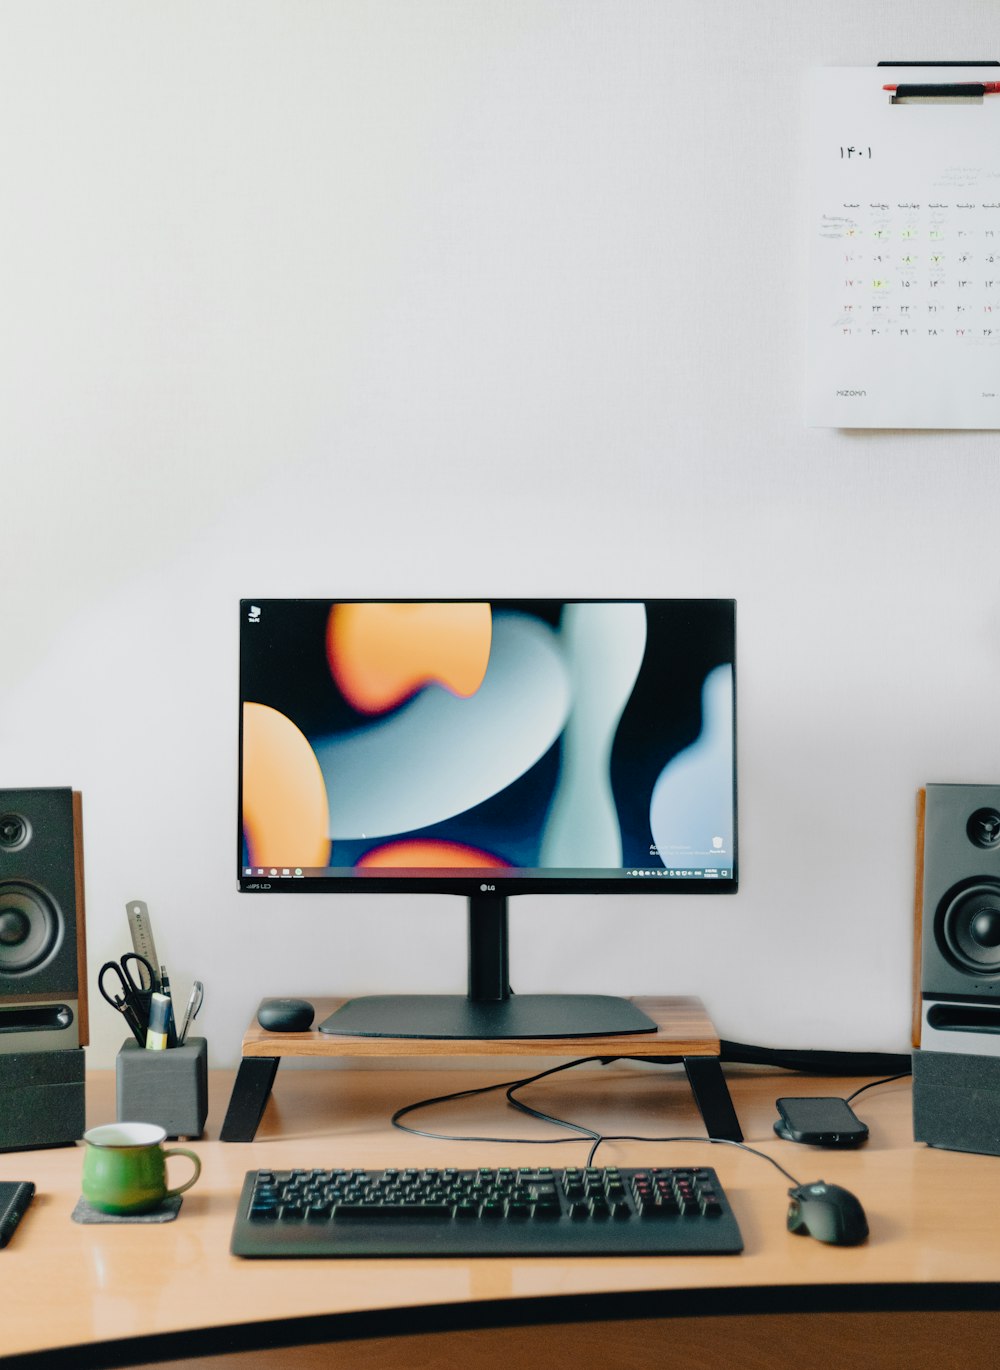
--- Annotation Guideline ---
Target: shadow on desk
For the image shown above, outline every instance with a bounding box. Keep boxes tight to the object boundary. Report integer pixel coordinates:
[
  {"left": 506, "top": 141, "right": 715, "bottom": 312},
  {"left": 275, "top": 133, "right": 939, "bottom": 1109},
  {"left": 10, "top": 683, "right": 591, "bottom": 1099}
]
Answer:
[{"left": 152, "top": 1302, "right": 1000, "bottom": 1370}]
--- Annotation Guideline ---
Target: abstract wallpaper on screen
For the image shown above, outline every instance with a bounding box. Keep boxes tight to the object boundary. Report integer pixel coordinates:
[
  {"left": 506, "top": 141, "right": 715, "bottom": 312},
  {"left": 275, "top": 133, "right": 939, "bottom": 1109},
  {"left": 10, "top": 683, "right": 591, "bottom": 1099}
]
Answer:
[{"left": 240, "top": 601, "right": 734, "bottom": 877}]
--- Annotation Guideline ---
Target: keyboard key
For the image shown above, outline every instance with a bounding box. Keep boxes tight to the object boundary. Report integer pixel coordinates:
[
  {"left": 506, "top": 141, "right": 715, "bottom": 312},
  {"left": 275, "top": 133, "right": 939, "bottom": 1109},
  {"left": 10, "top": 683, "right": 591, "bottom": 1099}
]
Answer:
[{"left": 334, "top": 1203, "right": 452, "bottom": 1221}]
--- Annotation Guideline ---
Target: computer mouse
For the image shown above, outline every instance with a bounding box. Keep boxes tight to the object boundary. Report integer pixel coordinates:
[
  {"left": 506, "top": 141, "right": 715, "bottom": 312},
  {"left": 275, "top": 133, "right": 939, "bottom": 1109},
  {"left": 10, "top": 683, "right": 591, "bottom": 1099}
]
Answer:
[
  {"left": 786, "top": 1181, "right": 869, "bottom": 1246},
  {"left": 257, "top": 998, "right": 315, "bottom": 1032}
]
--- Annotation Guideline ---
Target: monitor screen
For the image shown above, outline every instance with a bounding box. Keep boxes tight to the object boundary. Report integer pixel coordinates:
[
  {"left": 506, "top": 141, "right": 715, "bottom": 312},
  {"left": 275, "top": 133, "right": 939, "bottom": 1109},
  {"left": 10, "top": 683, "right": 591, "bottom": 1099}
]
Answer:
[{"left": 239, "top": 598, "right": 737, "bottom": 897}]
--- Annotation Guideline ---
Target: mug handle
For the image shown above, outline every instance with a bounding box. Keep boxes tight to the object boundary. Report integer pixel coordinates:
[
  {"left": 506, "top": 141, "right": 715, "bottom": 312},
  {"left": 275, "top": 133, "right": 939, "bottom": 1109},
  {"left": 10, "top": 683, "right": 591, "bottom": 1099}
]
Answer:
[{"left": 163, "top": 1147, "right": 201, "bottom": 1198}]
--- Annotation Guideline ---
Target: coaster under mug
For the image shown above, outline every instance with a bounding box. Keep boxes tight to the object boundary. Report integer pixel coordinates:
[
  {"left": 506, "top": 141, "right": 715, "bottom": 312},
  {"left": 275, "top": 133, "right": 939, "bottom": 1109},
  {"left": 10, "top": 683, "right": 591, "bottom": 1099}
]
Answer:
[{"left": 72, "top": 1195, "right": 183, "bottom": 1225}]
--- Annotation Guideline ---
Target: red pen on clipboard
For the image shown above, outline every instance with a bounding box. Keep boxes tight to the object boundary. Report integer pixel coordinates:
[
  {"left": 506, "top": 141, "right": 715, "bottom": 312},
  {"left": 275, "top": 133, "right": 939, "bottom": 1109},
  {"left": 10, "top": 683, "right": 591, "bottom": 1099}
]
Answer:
[{"left": 883, "top": 82, "right": 1000, "bottom": 95}]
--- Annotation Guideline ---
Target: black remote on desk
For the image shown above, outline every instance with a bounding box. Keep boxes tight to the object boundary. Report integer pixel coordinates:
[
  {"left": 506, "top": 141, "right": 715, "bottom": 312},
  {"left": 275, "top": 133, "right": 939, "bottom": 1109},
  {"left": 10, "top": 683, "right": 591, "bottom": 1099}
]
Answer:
[{"left": 0, "top": 1182, "right": 35, "bottom": 1248}]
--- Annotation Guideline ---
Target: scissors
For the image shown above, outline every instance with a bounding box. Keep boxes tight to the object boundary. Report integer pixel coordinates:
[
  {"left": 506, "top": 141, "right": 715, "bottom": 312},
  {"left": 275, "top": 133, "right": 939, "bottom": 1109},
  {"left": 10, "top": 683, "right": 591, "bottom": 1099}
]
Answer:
[{"left": 98, "top": 953, "right": 158, "bottom": 1045}]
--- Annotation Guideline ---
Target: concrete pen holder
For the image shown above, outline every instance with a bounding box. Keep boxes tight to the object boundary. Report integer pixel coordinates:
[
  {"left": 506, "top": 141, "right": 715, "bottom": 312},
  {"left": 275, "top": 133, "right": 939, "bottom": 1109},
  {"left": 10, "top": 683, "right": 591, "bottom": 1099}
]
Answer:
[{"left": 115, "top": 1037, "right": 208, "bottom": 1140}]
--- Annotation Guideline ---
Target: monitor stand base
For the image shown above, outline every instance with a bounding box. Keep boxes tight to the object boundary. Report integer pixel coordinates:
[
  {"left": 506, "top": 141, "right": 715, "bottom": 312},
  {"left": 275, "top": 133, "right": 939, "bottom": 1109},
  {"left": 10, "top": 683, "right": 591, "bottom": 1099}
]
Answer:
[
  {"left": 220, "top": 995, "right": 742, "bottom": 1145},
  {"left": 319, "top": 993, "right": 658, "bottom": 1040}
]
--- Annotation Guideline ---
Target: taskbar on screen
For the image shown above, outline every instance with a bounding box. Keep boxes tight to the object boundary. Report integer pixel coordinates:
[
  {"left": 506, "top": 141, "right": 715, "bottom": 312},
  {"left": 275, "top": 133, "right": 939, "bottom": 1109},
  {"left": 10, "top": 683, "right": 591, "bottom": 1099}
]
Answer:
[{"left": 241, "top": 865, "right": 733, "bottom": 881}]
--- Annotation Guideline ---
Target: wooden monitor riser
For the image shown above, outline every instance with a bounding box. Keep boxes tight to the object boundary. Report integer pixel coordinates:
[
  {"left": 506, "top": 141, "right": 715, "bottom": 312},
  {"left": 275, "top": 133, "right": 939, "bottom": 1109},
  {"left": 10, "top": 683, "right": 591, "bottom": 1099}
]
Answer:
[{"left": 221, "top": 996, "right": 742, "bottom": 1142}]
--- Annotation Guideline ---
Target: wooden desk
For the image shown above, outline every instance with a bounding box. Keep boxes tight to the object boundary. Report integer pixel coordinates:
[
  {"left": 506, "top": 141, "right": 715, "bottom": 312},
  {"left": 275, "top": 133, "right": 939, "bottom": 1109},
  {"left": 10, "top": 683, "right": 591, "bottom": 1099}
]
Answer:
[{"left": 2, "top": 1063, "right": 1000, "bottom": 1369}]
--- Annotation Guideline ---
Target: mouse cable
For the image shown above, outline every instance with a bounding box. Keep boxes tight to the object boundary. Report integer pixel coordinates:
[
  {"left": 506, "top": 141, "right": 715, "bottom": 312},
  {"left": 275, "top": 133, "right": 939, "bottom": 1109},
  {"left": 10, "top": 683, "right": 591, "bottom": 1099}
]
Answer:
[{"left": 498, "top": 1068, "right": 800, "bottom": 1178}]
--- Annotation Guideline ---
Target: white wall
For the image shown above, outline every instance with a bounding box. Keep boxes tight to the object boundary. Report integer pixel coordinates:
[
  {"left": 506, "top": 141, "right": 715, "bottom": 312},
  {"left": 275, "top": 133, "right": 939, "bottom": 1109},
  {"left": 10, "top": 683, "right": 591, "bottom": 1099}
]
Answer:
[{"left": 3, "top": 1, "right": 999, "bottom": 1069}]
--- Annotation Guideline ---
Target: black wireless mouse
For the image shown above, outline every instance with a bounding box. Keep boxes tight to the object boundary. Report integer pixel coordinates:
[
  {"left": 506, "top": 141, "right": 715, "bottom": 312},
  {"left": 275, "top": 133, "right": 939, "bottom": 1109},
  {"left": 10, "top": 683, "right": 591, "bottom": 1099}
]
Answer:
[
  {"left": 257, "top": 998, "right": 315, "bottom": 1032},
  {"left": 786, "top": 1181, "right": 869, "bottom": 1246}
]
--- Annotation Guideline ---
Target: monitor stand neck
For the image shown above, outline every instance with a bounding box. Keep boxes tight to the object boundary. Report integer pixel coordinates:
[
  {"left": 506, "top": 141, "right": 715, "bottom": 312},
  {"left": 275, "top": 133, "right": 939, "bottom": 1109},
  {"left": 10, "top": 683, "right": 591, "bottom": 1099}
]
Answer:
[{"left": 467, "top": 894, "right": 510, "bottom": 1004}]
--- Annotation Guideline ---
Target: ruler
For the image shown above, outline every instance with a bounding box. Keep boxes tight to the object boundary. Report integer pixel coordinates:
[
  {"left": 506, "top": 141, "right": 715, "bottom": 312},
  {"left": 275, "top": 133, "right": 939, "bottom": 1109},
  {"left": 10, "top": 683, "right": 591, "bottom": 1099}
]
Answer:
[{"left": 125, "top": 900, "right": 161, "bottom": 991}]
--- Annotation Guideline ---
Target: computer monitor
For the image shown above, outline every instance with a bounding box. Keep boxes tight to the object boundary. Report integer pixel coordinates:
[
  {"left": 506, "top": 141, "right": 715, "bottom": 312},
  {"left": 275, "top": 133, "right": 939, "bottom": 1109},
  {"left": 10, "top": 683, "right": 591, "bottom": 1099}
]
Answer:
[{"left": 238, "top": 599, "right": 737, "bottom": 1039}]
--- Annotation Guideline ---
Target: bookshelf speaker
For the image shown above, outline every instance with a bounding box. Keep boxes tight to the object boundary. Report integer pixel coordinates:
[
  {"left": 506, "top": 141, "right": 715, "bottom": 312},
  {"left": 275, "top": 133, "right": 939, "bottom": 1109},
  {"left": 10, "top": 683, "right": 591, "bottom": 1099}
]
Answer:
[
  {"left": 913, "top": 783, "right": 1000, "bottom": 1154},
  {"left": 0, "top": 788, "right": 88, "bottom": 1053}
]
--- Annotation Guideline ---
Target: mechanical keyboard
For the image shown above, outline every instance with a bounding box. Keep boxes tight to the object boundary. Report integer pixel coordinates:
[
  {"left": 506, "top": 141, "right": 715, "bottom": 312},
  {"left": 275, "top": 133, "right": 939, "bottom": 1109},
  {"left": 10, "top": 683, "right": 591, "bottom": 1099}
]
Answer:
[{"left": 230, "top": 1164, "right": 744, "bottom": 1257}]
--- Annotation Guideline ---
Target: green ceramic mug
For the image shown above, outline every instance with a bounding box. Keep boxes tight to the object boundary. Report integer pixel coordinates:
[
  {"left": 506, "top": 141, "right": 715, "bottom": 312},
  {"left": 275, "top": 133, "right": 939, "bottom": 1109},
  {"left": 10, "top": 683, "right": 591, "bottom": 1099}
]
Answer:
[{"left": 81, "top": 1122, "right": 201, "bottom": 1214}]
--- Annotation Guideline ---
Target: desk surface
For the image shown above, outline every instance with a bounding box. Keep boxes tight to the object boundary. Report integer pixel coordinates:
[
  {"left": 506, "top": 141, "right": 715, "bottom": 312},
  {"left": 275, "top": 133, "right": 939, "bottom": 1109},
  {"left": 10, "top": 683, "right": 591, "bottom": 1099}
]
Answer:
[{"left": 2, "top": 1060, "right": 999, "bottom": 1366}]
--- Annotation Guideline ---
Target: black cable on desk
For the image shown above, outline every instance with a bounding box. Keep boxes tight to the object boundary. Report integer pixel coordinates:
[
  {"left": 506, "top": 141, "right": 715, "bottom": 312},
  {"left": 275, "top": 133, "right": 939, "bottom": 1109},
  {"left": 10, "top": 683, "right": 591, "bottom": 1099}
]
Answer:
[{"left": 391, "top": 1056, "right": 602, "bottom": 1146}]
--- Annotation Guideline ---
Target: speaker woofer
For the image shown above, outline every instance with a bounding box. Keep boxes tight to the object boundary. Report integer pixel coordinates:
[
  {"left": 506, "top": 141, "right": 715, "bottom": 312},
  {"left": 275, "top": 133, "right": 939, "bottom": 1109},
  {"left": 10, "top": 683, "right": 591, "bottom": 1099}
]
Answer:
[
  {"left": 937, "top": 879, "right": 1000, "bottom": 975},
  {"left": 0, "top": 882, "right": 63, "bottom": 975}
]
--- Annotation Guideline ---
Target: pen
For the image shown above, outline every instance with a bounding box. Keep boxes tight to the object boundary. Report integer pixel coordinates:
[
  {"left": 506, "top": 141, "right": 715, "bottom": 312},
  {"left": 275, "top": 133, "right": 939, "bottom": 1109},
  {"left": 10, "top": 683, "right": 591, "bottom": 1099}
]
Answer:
[
  {"left": 159, "top": 966, "right": 178, "bottom": 1047},
  {"left": 145, "top": 992, "right": 172, "bottom": 1050},
  {"left": 883, "top": 82, "right": 1000, "bottom": 96},
  {"left": 178, "top": 981, "right": 204, "bottom": 1046},
  {"left": 121, "top": 1003, "right": 147, "bottom": 1048}
]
